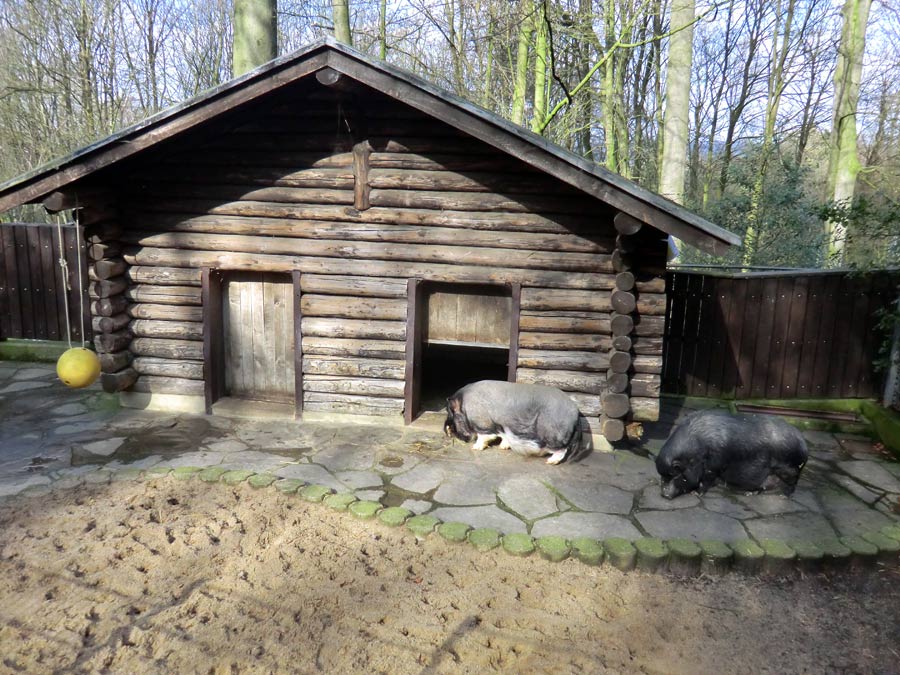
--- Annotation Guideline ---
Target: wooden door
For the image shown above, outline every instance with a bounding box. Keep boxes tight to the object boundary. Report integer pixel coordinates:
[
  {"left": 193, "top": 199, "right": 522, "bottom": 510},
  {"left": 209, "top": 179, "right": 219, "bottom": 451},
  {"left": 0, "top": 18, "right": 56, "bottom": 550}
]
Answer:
[{"left": 223, "top": 272, "right": 295, "bottom": 402}]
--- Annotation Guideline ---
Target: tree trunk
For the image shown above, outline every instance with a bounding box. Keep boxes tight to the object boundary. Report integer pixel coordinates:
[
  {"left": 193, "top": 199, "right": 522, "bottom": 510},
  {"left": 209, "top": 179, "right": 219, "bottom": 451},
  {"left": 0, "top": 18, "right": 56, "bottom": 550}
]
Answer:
[
  {"left": 233, "top": 0, "right": 277, "bottom": 76},
  {"left": 511, "top": 0, "right": 534, "bottom": 126},
  {"left": 826, "top": 0, "right": 872, "bottom": 265},
  {"left": 332, "top": 0, "right": 353, "bottom": 46}
]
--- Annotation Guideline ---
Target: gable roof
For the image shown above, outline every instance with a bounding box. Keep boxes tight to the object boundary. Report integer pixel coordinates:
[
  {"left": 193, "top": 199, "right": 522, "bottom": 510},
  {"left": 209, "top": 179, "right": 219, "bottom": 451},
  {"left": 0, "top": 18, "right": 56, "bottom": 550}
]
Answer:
[{"left": 0, "top": 37, "right": 740, "bottom": 255}]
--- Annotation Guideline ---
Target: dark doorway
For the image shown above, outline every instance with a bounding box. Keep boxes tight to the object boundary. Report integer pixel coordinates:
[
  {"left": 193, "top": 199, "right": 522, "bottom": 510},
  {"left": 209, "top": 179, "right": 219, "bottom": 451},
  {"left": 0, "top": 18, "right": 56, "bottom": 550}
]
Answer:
[{"left": 405, "top": 281, "right": 520, "bottom": 422}]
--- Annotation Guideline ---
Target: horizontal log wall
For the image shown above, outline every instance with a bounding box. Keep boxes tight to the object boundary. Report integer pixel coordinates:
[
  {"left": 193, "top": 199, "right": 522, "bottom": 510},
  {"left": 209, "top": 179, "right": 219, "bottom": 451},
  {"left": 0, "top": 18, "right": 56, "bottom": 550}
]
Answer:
[{"left": 111, "top": 85, "right": 667, "bottom": 420}]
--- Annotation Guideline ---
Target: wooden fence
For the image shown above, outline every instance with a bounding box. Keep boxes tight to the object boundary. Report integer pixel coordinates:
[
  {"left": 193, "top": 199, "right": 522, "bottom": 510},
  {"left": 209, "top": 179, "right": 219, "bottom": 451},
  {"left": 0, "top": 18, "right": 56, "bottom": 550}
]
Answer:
[
  {"left": 0, "top": 222, "right": 91, "bottom": 343},
  {"left": 663, "top": 269, "right": 900, "bottom": 399}
]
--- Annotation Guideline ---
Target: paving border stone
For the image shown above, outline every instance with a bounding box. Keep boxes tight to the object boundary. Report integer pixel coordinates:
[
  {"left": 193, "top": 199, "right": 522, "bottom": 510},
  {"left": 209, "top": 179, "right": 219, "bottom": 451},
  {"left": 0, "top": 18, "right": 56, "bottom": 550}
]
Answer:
[
  {"left": 536, "top": 536, "right": 570, "bottom": 562},
  {"left": 860, "top": 531, "right": 900, "bottom": 560},
  {"left": 222, "top": 470, "right": 255, "bottom": 485},
  {"left": 172, "top": 467, "right": 202, "bottom": 480},
  {"left": 502, "top": 533, "right": 535, "bottom": 557},
  {"left": 199, "top": 467, "right": 228, "bottom": 483},
  {"left": 634, "top": 537, "right": 668, "bottom": 572},
  {"left": 438, "top": 521, "right": 471, "bottom": 543},
  {"left": 731, "top": 539, "right": 765, "bottom": 575},
  {"left": 790, "top": 541, "right": 825, "bottom": 573},
  {"left": 349, "top": 500, "right": 381, "bottom": 519},
  {"left": 817, "top": 538, "right": 852, "bottom": 569},
  {"left": 300, "top": 484, "right": 333, "bottom": 503},
  {"left": 839, "top": 535, "right": 879, "bottom": 566},
  {"left": 468, "top": 528, "right": 501, "bottom": 551},
  {"left": 760, "top": 539, "right": 796, "bottom": 576},
  {"left": 406, "top": 514, "right": 440, "bottom": 538},
  {"left": 248, "top": 474, "right": 277, "bottom": 489},
  {"left": 603, "top": 538, "right": 637, "bottom": 572},
  {"left": 147, "top": 466, "right": 171, "bottom": 476},
  {"left": 324, "top": 493, "right": 358, "bottom": 511},
  {"left": 274, "top": 478, "right": 305, "bottom": 494},
  {"left": 881, "top": 524, "right": 900, "bottom": 541},
  {"left": 667, "top": 538, "right": 702, "bottom": 576},
  {"left": 699, "top": 540, "right": 733, "bottom": 574},
  {"left": 571, "top": 537, "right": 604, "bottom": 566},
  {"left": 378, "top": 507, "right": 411, "bottom": 527}
]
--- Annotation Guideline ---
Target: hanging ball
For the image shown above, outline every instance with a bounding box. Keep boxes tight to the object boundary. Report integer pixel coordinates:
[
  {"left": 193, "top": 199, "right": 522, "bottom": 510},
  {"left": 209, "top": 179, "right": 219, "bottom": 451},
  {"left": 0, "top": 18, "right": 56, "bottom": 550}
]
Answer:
[{"left": 56, "top": 347, "right": 101, "bottom": 389}]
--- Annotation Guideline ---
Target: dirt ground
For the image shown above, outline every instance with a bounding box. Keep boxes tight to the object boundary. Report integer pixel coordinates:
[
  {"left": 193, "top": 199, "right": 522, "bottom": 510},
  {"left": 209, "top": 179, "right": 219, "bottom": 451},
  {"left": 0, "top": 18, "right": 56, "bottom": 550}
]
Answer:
[{"left": 1, "top": 479, "right": 898, "bottom": 675}]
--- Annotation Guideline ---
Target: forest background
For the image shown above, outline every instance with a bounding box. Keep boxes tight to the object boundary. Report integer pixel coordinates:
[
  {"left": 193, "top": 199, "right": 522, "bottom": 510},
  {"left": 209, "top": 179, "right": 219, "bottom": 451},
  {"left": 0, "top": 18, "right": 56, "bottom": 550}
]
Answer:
[{"left": 0, "top": 0, "right": 897, "bottom": 269}]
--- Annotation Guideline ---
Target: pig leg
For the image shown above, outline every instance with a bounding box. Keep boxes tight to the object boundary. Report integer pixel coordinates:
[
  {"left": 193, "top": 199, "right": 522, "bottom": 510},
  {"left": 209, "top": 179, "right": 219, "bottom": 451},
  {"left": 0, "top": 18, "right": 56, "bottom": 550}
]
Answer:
[
  {"left": 545, "top": 448, "right": 568, "bottom": 465},
  {"left": 472, "top": 434, "right": 500, "bottom": 451}
]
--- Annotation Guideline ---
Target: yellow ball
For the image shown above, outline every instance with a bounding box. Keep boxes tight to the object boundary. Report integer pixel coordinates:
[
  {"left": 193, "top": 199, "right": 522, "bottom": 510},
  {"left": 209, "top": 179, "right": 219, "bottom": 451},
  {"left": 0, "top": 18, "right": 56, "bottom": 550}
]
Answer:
[{"left": 57, "top": 347, "right": 101, "bottom": 389}]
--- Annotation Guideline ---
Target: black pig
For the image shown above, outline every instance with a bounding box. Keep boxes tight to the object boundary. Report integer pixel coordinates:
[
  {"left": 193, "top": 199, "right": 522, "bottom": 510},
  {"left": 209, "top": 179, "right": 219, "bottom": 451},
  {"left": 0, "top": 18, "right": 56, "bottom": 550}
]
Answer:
[{"left": 655, "top": 410, "right": 808, "bottom": 499}]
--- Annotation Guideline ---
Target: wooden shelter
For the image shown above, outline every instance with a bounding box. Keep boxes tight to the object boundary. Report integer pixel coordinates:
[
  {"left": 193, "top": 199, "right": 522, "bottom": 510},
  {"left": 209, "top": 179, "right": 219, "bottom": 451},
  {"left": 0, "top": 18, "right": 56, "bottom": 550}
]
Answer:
[{"left": 0, "top": 39, "right": 739, "bottom": 442}]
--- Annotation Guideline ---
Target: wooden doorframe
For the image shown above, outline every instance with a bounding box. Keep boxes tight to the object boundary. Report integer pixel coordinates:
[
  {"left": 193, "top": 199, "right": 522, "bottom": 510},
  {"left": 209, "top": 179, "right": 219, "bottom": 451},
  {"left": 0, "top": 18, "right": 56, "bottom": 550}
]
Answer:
[
  {"left": 403, "top": 279, "right": 520, "bottom": 425},
  {"left": 202, "top": 267, "right": 303, "bottom": 416}
]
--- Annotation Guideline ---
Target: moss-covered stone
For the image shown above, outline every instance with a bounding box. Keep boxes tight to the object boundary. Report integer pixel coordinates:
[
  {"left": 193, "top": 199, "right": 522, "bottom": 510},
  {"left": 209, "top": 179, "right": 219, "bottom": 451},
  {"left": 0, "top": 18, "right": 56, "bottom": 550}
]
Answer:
[
  {"left": 667, "top": 538, "right": 702, "bottom": 576},
  {"left": 438, "top": 521, "right": 471, "bottom": 543},
  {"left": 198, "top": 467, "right": 228, "bottom": 483},
  {"left": 171, "top": 466, "right": 202, "bottom": 480},
  {"left": 861, "top": 531, "right": 900, "bottom": 559},
  {"left": 112, "top": 468, "right": 143, "bottom": 482},
  {"left": 248, "top": 473, "right": 277, "bottom": 489},
  {"left": 790, "top": 541, "right": 825, "bottom": 573},
  {"left": 536, "top": 536, "right": 570, "bottom": 562},
  {"left": 406, "top": 514, "right": 440, "bottom": 538},
  {"left": 860, "top": 400, "right": 900, "bottom": 458},
  {"left": 839, "top": 535, "right": 879, "bottom": 566},
  {"left": 300, "top": 484, "right": 333, "bottom": 503},
  {"left": 881, "top": 524, "right": 900, "bottom": 542},
  {"left": 571, "top": 537, "right": 605, "bottom": 566},
  {"left": 378, "top": 507, "right": 411, "bottom": 527},
  {"left": 760, "top": 539, "right": 796, "bottom": 576},
  {"left": 273, "top": 478, "right": 304, "bottom": 494},
  {"left": 699, "top": 540, "right": 733, "bottom": 575},
  {"left": 817, "top": 537, "right": 852, "bottom": 570},
  {"left": 634, "top": 537, "right": 668, "bottom": 572},
  {"left": 468, "top": 528, "right": 501, "bottom": 552},
  {"left": 502, "top": 533, "right": 535, "bottom": 557},
  {"left": 731, "top": 539, "right": 765, "bottom": 575},
  {"left": 323, "top": 492, "right": 357, "bottom": 511},
  {"left": 221, "top": 469, "right": 255, "bottom": 485},
  {"left": 349, "top": 500, "right": 381, "bottom": 519},
  {"left": 603, "top": 538, "right": 637, "bottom": 572},
  {"left": 147, "top": 466, "right": 172, "bottom": 476}
]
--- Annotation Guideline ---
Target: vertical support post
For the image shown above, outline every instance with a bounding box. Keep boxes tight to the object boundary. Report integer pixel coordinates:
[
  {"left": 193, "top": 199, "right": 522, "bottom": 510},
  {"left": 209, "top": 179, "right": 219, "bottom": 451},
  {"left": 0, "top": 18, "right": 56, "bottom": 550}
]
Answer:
[
  {"left": 508, "top": 283, "right": 521, "bottom": 382},
  {"left": 404, "top": 278, "right": 423, "bottom": 425},
  {"left": 292, "top": 270, "right": 304, "bottom": 419},
  {"left": 352, "top": 141, "right": 371, "bottom": 210},
  {"left": 202, "top": 267, "right": 225, "bottom": 414}
]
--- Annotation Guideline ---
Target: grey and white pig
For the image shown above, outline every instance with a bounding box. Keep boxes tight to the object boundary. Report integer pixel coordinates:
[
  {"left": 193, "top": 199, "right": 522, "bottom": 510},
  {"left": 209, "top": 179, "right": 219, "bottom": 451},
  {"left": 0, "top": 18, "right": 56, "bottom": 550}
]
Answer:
[
  {"left": 656, "top": 410, "right": 809, "bottom": 499},
  {"left": 444, "top": 380, "right": 589, "bottom": 464}
]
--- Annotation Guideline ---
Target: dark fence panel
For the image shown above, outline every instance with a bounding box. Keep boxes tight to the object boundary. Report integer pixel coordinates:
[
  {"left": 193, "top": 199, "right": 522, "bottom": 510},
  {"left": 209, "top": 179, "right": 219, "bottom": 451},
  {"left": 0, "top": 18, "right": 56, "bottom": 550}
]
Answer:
[
  {"left": 0, "top": 222, "right": 91, "bottom": 343},
  {"left": 663, "top": 270, "right": 900, "bottom": 399}
]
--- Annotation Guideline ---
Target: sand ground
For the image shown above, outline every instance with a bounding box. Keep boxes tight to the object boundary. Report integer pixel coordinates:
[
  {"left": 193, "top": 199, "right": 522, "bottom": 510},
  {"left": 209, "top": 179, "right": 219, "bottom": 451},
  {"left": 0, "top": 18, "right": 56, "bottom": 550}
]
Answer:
[{"left": 1, "top": 478, "right": 898, "bottom": 675}]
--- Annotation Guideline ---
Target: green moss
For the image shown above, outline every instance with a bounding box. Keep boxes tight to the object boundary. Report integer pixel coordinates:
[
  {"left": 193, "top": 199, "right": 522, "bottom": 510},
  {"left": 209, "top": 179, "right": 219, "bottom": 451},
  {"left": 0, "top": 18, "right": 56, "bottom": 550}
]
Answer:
[
  {"left": 817, "top": 537, "right": 852, "bottom": 569},
  {"left": 839, "top": 535, "right": 879, "bottom": 559},
  {"left": 570, "top": 537, "right": 605, "bottom": 566},
  {"left": 349, "top": 500, "right": 381, "bottom": 519},
  {"left": 0, "top": 339, "right": 69, "bottom": 363},
  {"left": 860, "top": 531, "right": 900, "bottom": 557},
  {"left": 273, "top": 478, "right": 305, "bottom": 494},
  {"left": 790, "top": 540, "right": 825, "bottom": 563},
  {"left": 467, "top": 528, "right": 501, "bottom": 552},
  {"left": 171, "top": 466, "right": 202, "bottom": 480},
  {"left": 667, "top": 538, "right": 702, "bottom": 576},
  {"left": 323, "top": 493, "right": 357, "bottom": 511},
  {"left": 147, "top": 466, "right": 172, "bottom": 476},
  {"left": 248, "top": 473, "right": 277, "bottom": 489},
  {"left": 406, "top": 514, "right": 440, "bottom": 538},
  {"left": 731, "top": 539, "right": 765, "bottom": 574},
  {"left": 437, "top": 522, "right": 471, "bottom": 543},
  {"left": 300, "top": 484, "right": 333, "bottom": 503},
  {"left": 221, "top": 470, "right": 255, "bottom": 485},
  {"left": 198, "top": 467, "right": 228, "bottom": 483},
  {"left": 378, "top": 507, "right": 411, "bottom": 527},
  {"left": 880, "top": 524, "right": 900, "bottom": 542},
  {"left": 760, "top": 539, "right": 796, "bottom": 576},
  {"left": 603, "top": 538, "right": 637, "bottom": 572},
  {"left": 634, "top": 537, "right": 668, "bottom": 572},
  {"left": 860, "top": 401, "right": 900, "bottom": 458},
  {"left": 536, "top": 536, "right": 570, "bottom": 562},
  {"left": 699, "top": 540, "right": 733, "bottom": 574},
  {"left": 502, "top": 533, "right": 535, "bottom": 557}
]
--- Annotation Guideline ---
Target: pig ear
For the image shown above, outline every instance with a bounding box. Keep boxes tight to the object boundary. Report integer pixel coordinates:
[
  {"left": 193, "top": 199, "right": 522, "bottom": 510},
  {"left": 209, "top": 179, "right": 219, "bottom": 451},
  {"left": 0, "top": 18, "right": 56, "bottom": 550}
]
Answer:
[
  {"left": 447, "top": 396, "right": 462, "bottom": 413},
  {"left": 671, "top": 460, "right": 683, "bottom": 472}
]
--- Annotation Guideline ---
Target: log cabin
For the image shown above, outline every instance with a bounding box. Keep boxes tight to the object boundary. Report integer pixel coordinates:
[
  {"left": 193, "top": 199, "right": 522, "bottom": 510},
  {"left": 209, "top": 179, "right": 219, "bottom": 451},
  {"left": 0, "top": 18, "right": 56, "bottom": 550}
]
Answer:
[{"left": 0, "top": 38, "right": 740, "bottom": 443}]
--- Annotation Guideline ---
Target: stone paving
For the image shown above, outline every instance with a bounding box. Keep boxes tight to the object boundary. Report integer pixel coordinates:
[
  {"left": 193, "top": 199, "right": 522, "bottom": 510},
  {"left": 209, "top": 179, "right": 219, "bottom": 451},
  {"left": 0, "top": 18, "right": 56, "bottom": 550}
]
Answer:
[{"left": 2, "top": 361, "right": 899, "bottom": 560}]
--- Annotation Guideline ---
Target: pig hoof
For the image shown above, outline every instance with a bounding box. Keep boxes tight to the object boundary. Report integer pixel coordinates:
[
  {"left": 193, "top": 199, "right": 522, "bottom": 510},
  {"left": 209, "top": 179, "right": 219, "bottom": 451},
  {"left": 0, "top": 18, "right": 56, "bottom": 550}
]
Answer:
[
  {"left": 545, "top": 449, "right": 567, "bottom": 465},
  {"left": 499, "top": 439, "right": 511, "bottom": 451}
]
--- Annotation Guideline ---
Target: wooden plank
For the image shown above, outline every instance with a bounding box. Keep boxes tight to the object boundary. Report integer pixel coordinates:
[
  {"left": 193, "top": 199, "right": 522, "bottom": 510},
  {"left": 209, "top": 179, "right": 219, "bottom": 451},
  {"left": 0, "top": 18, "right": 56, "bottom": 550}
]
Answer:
[
  {"left": 303, "top": 374, "right": 404, "bottom": 398},
  {"left": 302, "top": 392, "right": 404, "bottom": 415},
  {"left": 302, "top": 317, "right": 405, "bottom": 340},
  {"left": 509, "top": 283, "right": 520, "bottom": 383},
  {"left": 123, "top": 247, "right": 611, "bottom": 290},
  {"left": 129, "top": 303, "right": 204, "bottom": 321},
  {"left": 857, "top": 277, "right": 894, "bottom": 397},
  {"left": 14, "top": 226, "right": 35, "bottom": 339},
  {"left": 516, "top": 368, "right": 605, "bottom": 393},
  {"left": 131, "top": 375, "right": 205, "bottom": 396},
  {"left": 125, "top": 284, "right": 201, "bottom": 305},
  {"left": 202, "top": 268, "right": 222, "bottom": 412},
  {"left": 517, "top": 349, "right": 609, "bottom": 372},
  {"left": 38, "top": 226, "right": 59, "bottom": 340},
  {"left": 123, "top": 230, "right": 611, "bottom": 274},
  {"left": 749, "top": 278, "right": 777, "bottom": 399},
  {"left": 301, "top": 337, "right": 405, "bottom": 359},
  {"left": 765, "top": 276, "right": 795, "bottom": 399},
  {"left": 352, "top": 141, "right": 371, "bottom": 210},
  {"left": 720, "top": 276, "right": 747, "bottom": 398},
  {"left": 734, "top": 277, "right": 761, "bottom": 399},
  {"left": 521, "top": 288, "right": 612, "bottom": 312},
  {"left": 518, "top": 332, "right": 610, "bottom": 351},
  {"left": 840, "top": 275, "right": 873, "bottom": 398},
  {"left": 662, "top": 272, "right": 688, "bottom": 395},
  {"left": 293, "top": 271, "right": 303, "bottom": 417},
  {"left": 809, "top": 274, "right": 841, "bottom": 398},
  {"left": 128, "top": 266, "right": 201, "bottom": 286},
  {"left": 795, "top": 275, "right": 824, "bottom": 398},
  {"left": 131, "top": 319, "right": 202, "bottom": 340},
  {"left": 305, "top": 356, "right": 405, "bottom": 379},
  {"left": 404, "top": 279, "right": 422, "bottom": 424},
  {"left": 781, "top": 276, "right": 809, "bottom": 398},
  {"left": 300, "top": 274, "right": 406, "bottom": 298},
  {"left": 0, "top": 228, "right": 10, "bottom": 338},
  {"left": 681, "top": 274, "right": 706, "bottom": 396},
  {"left": 133, "top": 357, "right": 204, "bottom": 380},
  {"left": 301, "top": 294, "right": 406, "bottom": 320},
  {"left": 518, "top": 311, "right": 611, "bottom": 335}
]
